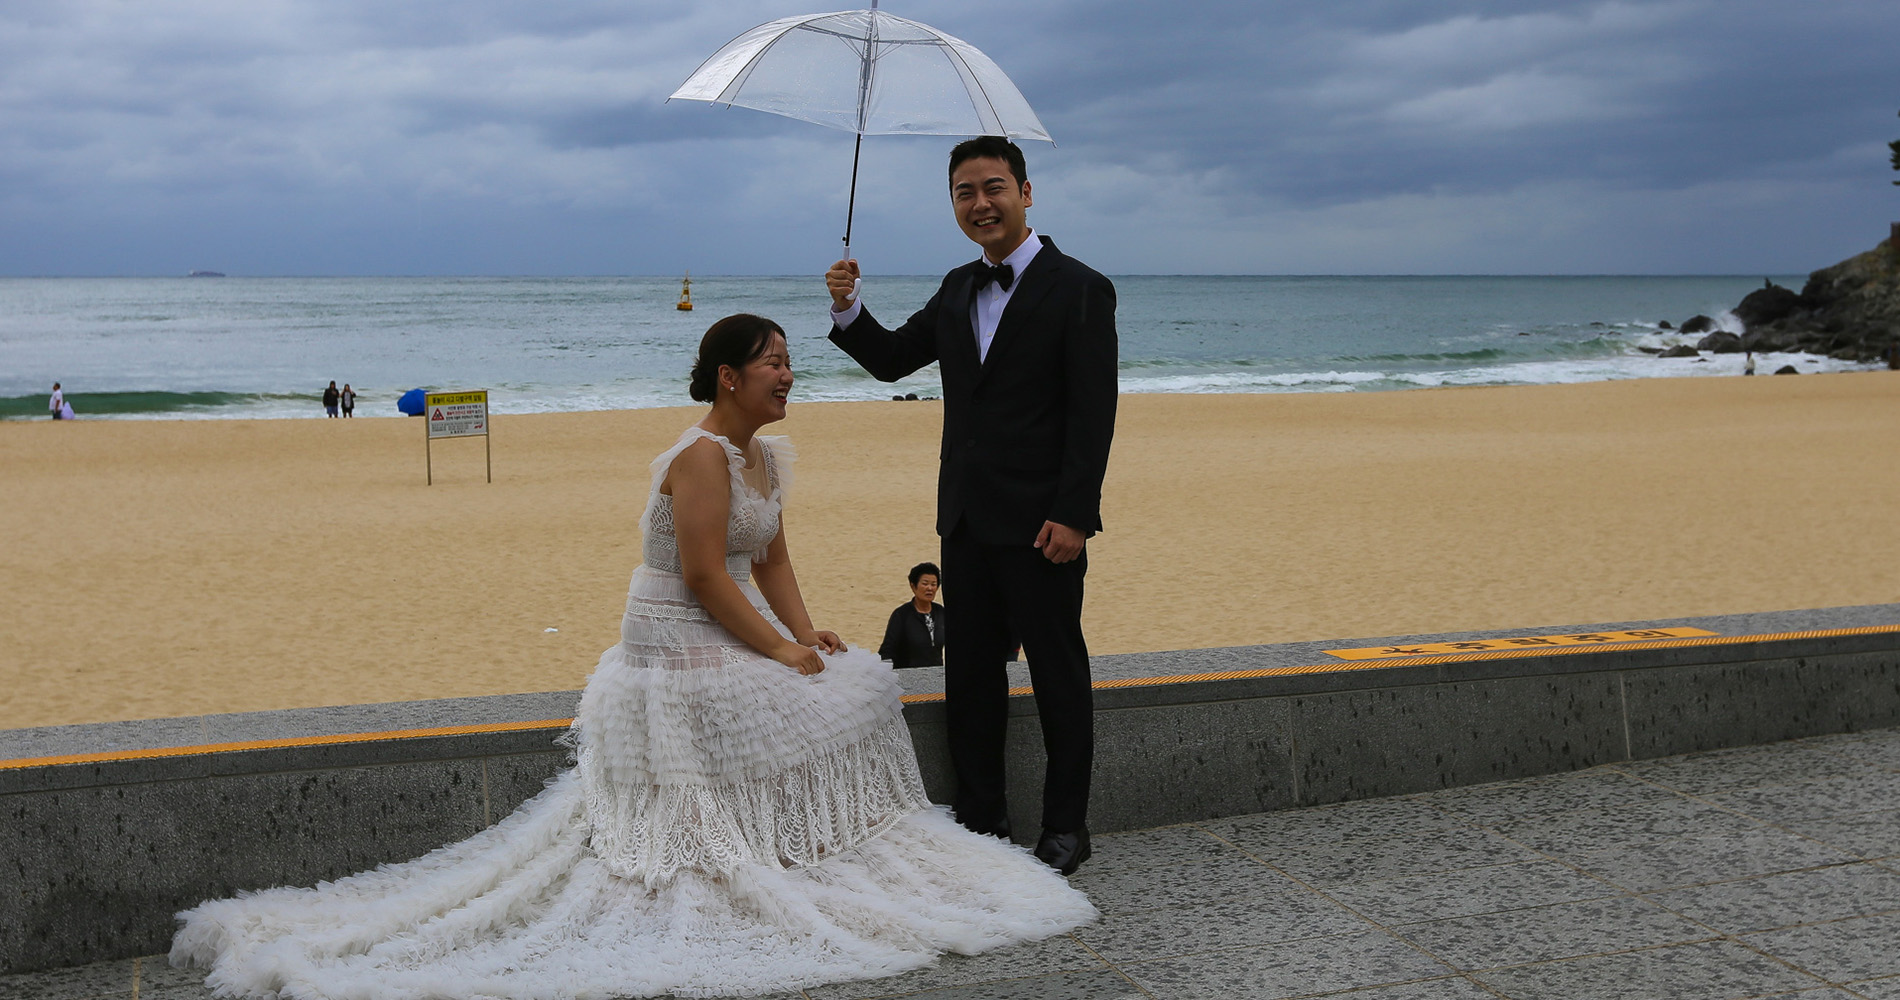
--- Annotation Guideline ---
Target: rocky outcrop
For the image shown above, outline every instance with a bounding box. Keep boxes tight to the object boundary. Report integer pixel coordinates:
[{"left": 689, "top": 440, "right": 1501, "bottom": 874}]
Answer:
[
  {"left": 1695, "top": 331, "right": 1743, "bottom": 353},
  {"left": 1734, "top": 284, "right": 1802, "bottom": 327},
  {"left": 1658, "top": 344, "right": 1701, "bottom": 358},
  {"left": 1730, "top": 240, "right": 1900, "bottom": 362},
  {"left": 1680, "top": 315, "right": 1716, "bottom": 334}
]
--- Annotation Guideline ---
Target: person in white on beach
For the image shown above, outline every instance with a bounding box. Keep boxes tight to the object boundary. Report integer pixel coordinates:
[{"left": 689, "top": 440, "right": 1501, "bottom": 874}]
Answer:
[
  {"left": 171, "top": 313, "right": 1094, "bottom": 1000},
  {"left": 48, "top": 382, "right": 63, "bottom": 419}
]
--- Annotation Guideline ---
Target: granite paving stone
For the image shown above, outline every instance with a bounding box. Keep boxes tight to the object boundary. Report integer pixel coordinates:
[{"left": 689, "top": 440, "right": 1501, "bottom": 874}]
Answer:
[
  {"left": 805, "top": 934, "right": 1104, "bottom": 1000},
  {"left": 1075, "top": 824, "right": 1242, "bottom": 876},
  {"left": 1391, "top": 895, "right": 1712, "bottom": 972},
  {"left": 1417, "top": 767, "right": 1690, "bottom": 827},
  {"left": 1743, "top": 911, "right": 1900, "bottom": 983},
  {"left": 1706, "top": 773, "right": 1900, "bottom": 826},
  {"left": 1647, "top": 862, "right": 1900, "bottom": 934},
  {"left": 1075, "top": 886, "right": 1372, "bottom": 964},
  {"left": 1615, "top": 744, "right": 1876, "bottom": 796},
  {"left": 1769, "top": 807, "right": 1900, "bottom": 860},
  {"left": 1322, "top": 859, "right": 1618, "bottom": 926},
  {"left": 1471, "top": 940, "right": 1821, "bottom": 1000},
  {"left": 1490, "top": 796, "right": 1768, "bottom": 856},
  {"left": 124, "top": 956, "right": 203, "bottom": 990},
  {"left": 1563, "top": 826, "right": 1858, "bottom": 893},
  {"left": 1307, "top": 977, "right": 1498, "bottom": 1000},
  {"left": 1120, "top": 929, "right": 1452, "bottom": 1000},
  {"left": 1202, "top": 796, "right": 1472, "bottom": 851},
  {"left": 1845, "top": 974, "right": 1900, "bottom": 1000},
  {"left": 880, "top": 968, "right": 1147, "bottom": 1000},
  {"left": 1066, "top": 852, "right": 1300, "bottom": 916},
  {"left": 1798, "top": 731, "right": 1900, "bottom": 770},
  {"left": 1255, "top": 826, "right": 1541, "bottom": 887},
  {"left": 0, "top": 956, "right": 136, "bottom": 1000}
]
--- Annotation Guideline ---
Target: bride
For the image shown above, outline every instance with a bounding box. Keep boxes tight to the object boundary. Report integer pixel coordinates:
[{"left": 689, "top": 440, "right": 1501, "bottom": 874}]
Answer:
[{"left": 172, "top": 314, "right": 1096, "bottom": 999}]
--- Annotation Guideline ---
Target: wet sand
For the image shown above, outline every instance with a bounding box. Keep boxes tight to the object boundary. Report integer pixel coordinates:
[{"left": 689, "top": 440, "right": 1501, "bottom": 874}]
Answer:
[{"left": 4, "top": 373, "right": 1898, "bottom": 729}]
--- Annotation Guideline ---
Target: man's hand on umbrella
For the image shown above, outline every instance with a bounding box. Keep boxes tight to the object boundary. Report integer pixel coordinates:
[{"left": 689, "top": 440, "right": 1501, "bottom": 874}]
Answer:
[{"left": 826, "top": 259, "right": 860, "bottom": 312}]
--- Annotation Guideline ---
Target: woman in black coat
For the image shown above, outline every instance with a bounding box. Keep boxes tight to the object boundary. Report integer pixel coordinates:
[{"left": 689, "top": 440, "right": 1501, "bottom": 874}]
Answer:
[{"left": 879, "top": 562, "right": 946, "bottom": 668}]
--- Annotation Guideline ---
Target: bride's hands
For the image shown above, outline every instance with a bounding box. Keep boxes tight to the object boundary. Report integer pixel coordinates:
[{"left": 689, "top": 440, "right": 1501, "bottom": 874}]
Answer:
[
  {"left": 799, "top": 630, "right": 846, "bottom": 654},
  {"left": 773, "top": 640, "right": 827, "bottom": 676},
  {"left": 774, "top": 631, "right": 845, "bottom": 675}
]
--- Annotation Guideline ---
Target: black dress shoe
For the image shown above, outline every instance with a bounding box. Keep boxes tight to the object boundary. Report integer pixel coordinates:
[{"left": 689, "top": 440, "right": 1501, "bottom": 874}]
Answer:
[{"left": 1034, "top": 827, "right": 1092, "bottom": 875}]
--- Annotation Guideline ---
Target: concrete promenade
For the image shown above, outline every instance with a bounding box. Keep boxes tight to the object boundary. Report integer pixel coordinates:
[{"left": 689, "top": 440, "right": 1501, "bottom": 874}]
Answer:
[{"left": 9, "top": 726, "right": 1900, "bottom": 1000}]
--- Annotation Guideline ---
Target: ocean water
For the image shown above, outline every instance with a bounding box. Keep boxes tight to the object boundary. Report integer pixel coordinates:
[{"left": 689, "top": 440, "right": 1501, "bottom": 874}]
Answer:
[{"left": 0, "top": 274, "right": 1867, "bottom": 420}]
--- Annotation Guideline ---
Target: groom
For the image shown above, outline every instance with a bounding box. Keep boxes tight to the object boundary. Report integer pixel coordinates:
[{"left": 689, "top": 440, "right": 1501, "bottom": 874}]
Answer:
[{"left": 825, "top": 136, "right": 1117, "bottom": 875}]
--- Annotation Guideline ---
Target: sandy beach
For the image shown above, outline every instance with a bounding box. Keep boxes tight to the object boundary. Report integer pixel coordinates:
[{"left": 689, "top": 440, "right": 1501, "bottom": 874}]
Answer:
[{"left": 4, "top": 374, "right": 1899, "bottom": 730}]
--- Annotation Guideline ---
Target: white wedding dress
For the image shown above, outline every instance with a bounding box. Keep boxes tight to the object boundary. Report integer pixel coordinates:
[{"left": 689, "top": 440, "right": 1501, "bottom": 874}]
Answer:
[{"left": 172, "top": 427, "right": 1095, "bottom": 999}]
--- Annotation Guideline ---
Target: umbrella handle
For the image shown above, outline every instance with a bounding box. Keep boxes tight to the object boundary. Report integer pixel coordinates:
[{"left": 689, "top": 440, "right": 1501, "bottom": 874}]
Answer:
[{"left": 841, "top": 238, "right": 860, "bottom": 303}]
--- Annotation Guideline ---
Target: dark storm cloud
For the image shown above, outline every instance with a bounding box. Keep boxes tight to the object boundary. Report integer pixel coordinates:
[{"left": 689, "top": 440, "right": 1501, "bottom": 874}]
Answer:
[{"left": 1, "top": 0, "right": 1896, "bottom": 274}]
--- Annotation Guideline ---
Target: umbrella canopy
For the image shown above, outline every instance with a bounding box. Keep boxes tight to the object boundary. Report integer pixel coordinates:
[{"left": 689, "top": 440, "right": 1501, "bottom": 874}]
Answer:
[
  {"left": 669, "top": 6, "right": 1052, "bottom": 257},
  {"left": 670, "top": 8, "right": 1052, "bottom": 142}
]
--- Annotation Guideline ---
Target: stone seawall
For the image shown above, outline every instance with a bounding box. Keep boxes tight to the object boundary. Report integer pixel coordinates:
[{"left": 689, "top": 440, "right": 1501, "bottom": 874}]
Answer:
[{"left": 5, "top": 605, "right": 1899, "bottom": 975}]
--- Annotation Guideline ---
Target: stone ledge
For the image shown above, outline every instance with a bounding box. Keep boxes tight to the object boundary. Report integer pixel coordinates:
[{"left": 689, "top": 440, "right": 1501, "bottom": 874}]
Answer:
[{"left": 4, "top": 604, "right": 1899, "bottom": 973}]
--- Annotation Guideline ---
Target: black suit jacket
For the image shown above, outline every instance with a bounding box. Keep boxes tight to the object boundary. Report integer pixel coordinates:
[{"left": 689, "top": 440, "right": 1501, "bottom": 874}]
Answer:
[{"left": 830, "top": 236, "right": 1117, "bottom": 545}]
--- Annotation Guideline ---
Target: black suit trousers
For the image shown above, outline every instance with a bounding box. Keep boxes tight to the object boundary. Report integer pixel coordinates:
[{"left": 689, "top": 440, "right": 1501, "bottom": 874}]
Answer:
[{"left": 941, "top": 520, "right": 1093, "bottom": 834}]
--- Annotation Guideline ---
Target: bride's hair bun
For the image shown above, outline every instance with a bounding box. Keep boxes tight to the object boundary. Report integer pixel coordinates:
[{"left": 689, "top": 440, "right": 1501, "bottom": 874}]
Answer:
[{"left": 689, "top": 314, "right": 785, "bottom": 402}]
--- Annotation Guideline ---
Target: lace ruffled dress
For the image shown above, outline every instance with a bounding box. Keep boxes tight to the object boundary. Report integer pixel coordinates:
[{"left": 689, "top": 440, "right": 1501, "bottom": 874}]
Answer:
[{"left": 171, "top": 427, "right": 1096, "bottom": 999}]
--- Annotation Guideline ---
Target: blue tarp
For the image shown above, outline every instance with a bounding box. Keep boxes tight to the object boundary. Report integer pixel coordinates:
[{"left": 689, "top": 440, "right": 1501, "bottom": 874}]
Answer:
[{"left": 398, "top": 388, "right": 427, "bottom": 416}]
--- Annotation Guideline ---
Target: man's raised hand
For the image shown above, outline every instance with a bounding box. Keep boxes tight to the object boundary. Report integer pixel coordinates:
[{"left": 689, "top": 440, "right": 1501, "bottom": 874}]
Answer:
[{"left": 826, "top": 259, "right": 861, "bottom": 312}]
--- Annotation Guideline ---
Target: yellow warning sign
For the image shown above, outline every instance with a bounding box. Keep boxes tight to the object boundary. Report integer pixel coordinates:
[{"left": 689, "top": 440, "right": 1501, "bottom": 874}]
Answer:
[
  {"left": 422, "top": 389, "right": 492, "bottom": 484},
  {"left": 1324, "top": 627, "right": 1719, "bottom": 661},
  {"left": 425, "top": 391, "right": 488, "bottom": 440}
]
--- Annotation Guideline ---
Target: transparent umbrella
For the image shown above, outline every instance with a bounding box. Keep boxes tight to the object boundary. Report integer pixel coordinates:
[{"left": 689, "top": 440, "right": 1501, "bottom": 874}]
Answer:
[{"left": 669, "top": 2, "right": 1052, "bottom": 259}]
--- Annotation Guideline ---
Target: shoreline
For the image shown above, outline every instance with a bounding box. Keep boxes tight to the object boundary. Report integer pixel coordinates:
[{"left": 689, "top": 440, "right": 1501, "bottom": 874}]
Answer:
[
  {"left": 5, "top": 375, "right": 1898, "bottom": 729},
  {"left": 0, "top": 347, "right": 1879, "bottom": 423}
]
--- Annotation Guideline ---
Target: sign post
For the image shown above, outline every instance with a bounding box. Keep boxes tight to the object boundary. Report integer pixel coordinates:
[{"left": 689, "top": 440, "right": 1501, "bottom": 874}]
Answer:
[{"left": 424, "top": 390, "right": 491, "bottom": 485}]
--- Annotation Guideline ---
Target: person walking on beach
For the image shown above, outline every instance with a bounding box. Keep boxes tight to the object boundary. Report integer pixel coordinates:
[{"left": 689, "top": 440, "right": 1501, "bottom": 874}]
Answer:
[
  {"left": 339, "top": 383, "right": 356, "bottom": 418},
  {"left": 826, "top": 136, "right": 1118, "bottom": 875},
  {"left": 48, "top": 382, "right": 64, "bottom": 420},
  {"left": 1744, "top": 352, "right": 1756, "bottom": 376},
  {"left": 322, "top": 381, "right": 340, "bottom": 417}
]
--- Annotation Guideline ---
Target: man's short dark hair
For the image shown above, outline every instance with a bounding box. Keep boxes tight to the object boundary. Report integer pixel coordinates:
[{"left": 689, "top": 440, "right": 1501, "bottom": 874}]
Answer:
[{"left": 948, "top": 136, "right": 1027, "bottom": 189}]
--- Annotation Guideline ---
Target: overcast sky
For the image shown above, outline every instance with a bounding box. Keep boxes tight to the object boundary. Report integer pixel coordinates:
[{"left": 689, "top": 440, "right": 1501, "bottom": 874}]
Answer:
[{"left": 3, "top": 0, "right": 1896, "bottom": 276}]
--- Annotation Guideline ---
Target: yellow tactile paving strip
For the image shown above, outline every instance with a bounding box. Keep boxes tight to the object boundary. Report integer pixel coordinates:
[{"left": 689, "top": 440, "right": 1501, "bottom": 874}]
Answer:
[
  {"left": 1322, "top": 627, "right": 1718, "bottom": 660},
  {"left": 6, "top": 622, "right": 1899, "bottom": 772}
]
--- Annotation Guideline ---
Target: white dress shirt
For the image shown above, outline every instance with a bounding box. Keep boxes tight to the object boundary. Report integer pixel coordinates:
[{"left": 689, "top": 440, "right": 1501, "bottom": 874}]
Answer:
[
  {"left": 828, "top": 229, "right": 1044, "bottom": 365},
  {"left": 973, "top": 230, "right": 1042, "bottom": 364}
]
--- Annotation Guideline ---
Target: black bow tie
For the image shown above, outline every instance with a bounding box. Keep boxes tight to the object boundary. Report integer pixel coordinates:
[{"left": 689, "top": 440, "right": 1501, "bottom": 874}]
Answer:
[{"left": 975, "top": 261, "right": 1014, "bottom": 292}]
